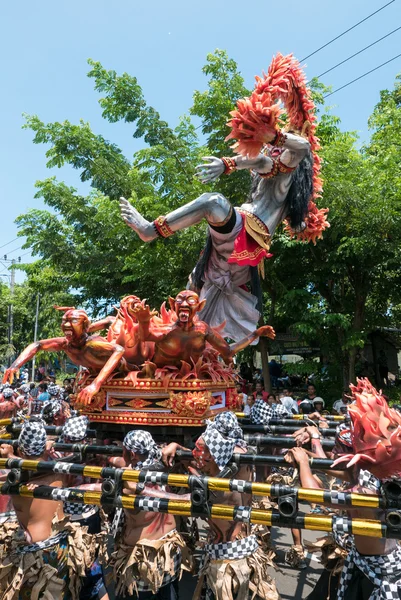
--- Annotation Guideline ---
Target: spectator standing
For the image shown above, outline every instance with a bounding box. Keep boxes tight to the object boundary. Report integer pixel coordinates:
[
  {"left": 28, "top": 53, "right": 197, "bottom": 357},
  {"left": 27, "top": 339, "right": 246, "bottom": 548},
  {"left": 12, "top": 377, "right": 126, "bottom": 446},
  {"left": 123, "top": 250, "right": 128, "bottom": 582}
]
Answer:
[
  {"left": 302, "top": 384, "right": 318, "bottom": 403},
  {"left": 37, "top": 383, "right": 50, "bottom": 402},
  {"left": 333, "top": 391, "right": 350, "bottom": 415},
  {"left": 252, "top": 381, "right": 268, "bottom": 402},
  {"left": 269, "top": 359, "right": 282, "bottom": 388},
  {"left": 236, "top": 383, "right": 247, "bottom": 410},
  {"left": 243, "top": 394, "right": 255, "bottom": 416}
]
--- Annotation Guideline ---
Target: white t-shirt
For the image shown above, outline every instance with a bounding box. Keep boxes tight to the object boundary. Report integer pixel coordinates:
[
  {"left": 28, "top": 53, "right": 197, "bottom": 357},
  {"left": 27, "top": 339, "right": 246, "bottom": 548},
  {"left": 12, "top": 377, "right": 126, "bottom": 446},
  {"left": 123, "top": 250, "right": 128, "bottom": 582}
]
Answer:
[{"left": 333, "top": 399, "right": 345, "bottom": 414}]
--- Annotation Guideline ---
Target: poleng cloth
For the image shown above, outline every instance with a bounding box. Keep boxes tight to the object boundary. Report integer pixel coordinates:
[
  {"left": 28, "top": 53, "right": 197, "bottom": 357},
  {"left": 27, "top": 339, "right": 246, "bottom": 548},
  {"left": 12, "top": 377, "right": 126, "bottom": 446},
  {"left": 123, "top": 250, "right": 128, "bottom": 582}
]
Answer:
[
  {"left": 194, "top": 534, "right": 279, "bottom": 600},
  {"left": 228, "top": 210, "right": 272, "bottom": 274},
  {"left": 337, "top": 544, "right": 401, "bottom": 599}
]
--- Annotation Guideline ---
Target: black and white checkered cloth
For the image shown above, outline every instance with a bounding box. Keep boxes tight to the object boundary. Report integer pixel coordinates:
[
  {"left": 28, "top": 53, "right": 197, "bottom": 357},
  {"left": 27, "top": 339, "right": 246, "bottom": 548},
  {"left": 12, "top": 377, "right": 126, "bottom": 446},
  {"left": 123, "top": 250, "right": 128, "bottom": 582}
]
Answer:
[
  {"left": 13, "top": 531, "right": 67, "bottom": 555},
  {"left": 250, "top": 399, "right": 290, "bottom": 424},
  {"left": 336, "top": 422, "right": 353, "bottom": 448},
  {"left": 41, "top": 399, "right": 62, "bottom": 420},
  {"left": 202, "top": 411, "right": 247, "bottom": 471},
  {"left": 18, "top": 418, "right": 47, "bottom": 456},
  {"left": 19, "top": 384, "right": 31, "bottom": 395},
  {"left": 61, "top": 415, "right": 89, "bottom": 442},
  {"left": 123, "top": 430, "right": 162, "bottom": 468},
  {"left": 48, "top": 384, "right": 61, "bottom": 397},
  {"left": 358, "top": 469, "right": 381, "bottom": 491},
  {"left": 337, "top": 545, "right": 401, "bottom": 599},
  {"left": 2, "top": 388, "right": 14, "bottom": 399},
  {"left": 206, "top": 412, "right": 246, "bottom": 448},
  {"left": 204, "top": 534, "right": 259, "bottom": 561},
  {"left": 202, "top": 428, "right": 236, "bottom": 471},
  {"left": 64, "top": 501, "right": 98, "bottom": 518}
]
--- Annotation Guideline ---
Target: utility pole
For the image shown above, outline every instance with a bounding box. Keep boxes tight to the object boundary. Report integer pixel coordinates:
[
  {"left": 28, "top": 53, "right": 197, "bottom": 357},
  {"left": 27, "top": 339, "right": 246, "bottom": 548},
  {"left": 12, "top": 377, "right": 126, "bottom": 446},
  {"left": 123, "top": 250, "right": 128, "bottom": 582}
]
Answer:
[
  {"left": 9, "top": 259, "right": 15, "bottom": 366},
  {"left": 1, "top": 255, "right": 20, "bottom": 367},
  {"left": 31, "top": 293, "right": 40, "bottom": 381}
]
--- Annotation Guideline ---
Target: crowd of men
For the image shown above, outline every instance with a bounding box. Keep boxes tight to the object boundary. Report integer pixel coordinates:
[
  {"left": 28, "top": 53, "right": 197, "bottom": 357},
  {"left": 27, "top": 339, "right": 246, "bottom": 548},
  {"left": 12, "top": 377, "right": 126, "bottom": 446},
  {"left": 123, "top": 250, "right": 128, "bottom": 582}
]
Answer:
[
  {"left": 237, "top": 380, "right": 351, "bottom": 420},
  {"left": 0, "top": 379, "right": 399, "bottom": 600}
]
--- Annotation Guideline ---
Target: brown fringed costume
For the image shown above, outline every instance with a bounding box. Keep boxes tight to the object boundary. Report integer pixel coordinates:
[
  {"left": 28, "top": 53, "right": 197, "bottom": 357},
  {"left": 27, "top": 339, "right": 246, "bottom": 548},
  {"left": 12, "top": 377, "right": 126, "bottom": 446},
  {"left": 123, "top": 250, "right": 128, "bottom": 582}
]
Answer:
[{"left": 111, "top": 528, "right": 193, "bottom": 597}]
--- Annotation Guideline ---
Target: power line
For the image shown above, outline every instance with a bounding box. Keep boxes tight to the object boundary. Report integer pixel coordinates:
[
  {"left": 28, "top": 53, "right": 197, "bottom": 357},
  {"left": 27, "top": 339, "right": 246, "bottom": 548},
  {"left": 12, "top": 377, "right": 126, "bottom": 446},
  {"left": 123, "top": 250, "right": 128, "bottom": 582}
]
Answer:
[
  {"left": 0, "top": 238, "right": 18, "bottom": 250},
  {"left": 324, "top": 52, "right": 401, "bottom": 97},
  {"left": 19, "top": 252, "right": 31, "bottom": 259},
  {"left": 317, "top": 26, "right": 401, "bottom": 78},
  {"left": 301, "top": 0, "right": 396, "bottom": 61},
  {"left": 2, "top": 246, "right": 22, "bottom": 257}
]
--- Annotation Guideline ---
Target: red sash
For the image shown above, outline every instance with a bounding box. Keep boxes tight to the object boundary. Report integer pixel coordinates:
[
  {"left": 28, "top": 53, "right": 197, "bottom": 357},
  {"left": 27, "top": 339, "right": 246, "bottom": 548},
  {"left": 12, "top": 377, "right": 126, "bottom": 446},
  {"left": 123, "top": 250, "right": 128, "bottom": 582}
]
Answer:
[{"left": 228, "top": 213, "right": 273, "bottom": 267}]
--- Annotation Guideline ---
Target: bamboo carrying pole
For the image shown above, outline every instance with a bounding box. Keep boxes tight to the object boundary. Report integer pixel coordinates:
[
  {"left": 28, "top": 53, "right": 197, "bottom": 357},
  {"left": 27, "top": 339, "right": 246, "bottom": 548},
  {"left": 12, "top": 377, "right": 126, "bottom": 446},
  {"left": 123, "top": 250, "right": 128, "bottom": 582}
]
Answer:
[
  {"left": 0, "top": 444, "right": 339, "bottom": 469},
  {"left": 240, "top": 423, "right": 337, "bottom": 435},
  {"left": 0, "top": 437, "right": 335, "bottom": 454},
  {"left": 0, "top": 483, "right": 397, "bottom": 539},
  {"left": 6, "top": 425, "right": 97, "bottom": 438},
  {"left": 236, "top": 413, "right": 345, "bottom": 422},
  {"left": 1, "top": 457, "right": 393, "bottom": 510}
]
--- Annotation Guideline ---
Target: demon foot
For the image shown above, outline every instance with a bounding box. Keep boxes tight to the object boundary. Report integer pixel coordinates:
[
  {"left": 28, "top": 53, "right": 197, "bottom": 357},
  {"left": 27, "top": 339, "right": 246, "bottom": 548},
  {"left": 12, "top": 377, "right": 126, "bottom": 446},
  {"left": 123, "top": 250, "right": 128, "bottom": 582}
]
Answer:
[{"left": 119, "top": 197, "right": 156, "bottom": 242}]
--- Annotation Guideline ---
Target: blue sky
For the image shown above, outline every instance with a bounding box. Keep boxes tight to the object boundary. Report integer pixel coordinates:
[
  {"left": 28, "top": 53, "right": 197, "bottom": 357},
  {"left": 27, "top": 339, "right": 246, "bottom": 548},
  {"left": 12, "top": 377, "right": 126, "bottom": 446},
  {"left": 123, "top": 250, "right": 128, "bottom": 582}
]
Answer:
[{"left": 0, "top": 0, "right": 400, "bottom": 283}]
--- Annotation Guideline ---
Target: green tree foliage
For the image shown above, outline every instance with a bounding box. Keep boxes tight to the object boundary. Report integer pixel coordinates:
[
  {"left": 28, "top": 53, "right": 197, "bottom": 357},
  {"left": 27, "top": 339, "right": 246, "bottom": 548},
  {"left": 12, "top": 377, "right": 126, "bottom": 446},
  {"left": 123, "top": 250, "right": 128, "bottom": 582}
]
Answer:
[
  {"left": 15, "top": 52, "right": 401, "bottom": 389},
  {"left": 0, "top": 278, "right": 75, "bottom": 366}
]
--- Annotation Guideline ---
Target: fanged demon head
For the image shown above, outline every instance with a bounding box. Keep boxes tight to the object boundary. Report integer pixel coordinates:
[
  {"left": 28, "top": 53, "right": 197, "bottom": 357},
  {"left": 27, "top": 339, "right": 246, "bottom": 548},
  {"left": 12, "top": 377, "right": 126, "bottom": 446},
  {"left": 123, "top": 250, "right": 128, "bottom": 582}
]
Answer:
[
  {"left": 333, "top": 377, "right": 401, "bottom": 480},
  {"left": 120, "top": 295, "right": 142, "bottom": 321},
  {"left": 168, "top": 290, "right": 206, "bottom": 326},
  {"left": 55, "top": 306, "right": 91, "bottom": 340}
]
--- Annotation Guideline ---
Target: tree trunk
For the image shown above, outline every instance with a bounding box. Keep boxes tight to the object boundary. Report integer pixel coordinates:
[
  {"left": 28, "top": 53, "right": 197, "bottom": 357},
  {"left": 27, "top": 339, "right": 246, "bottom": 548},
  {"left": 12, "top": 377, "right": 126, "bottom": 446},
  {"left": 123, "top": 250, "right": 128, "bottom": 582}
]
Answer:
[
  {"left": 259, "top": 336, "right": 271, "bottom": 392},
  {"left": 348, "top": 347, "right": 357, "bottom": 386}
]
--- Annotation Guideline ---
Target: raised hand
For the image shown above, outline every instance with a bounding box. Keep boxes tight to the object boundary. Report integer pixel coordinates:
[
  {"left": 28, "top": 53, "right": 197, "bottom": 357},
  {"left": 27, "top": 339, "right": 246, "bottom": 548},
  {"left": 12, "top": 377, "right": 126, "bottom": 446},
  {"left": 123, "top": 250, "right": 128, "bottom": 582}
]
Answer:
[
  {"left": 2, "top": 368, "right": 18, "bottom": 384},
  {"left": 132, "top": 302, "right": 157, "bottom": 322},
  {"left": 119, "top": 197, "right": 156, "bottom": 242},
  {"left": 255, "top": 325, "right": 276, "bottom": 340},
  {"left": 195, "top": 157, "right": 225, "bottom": 184}
]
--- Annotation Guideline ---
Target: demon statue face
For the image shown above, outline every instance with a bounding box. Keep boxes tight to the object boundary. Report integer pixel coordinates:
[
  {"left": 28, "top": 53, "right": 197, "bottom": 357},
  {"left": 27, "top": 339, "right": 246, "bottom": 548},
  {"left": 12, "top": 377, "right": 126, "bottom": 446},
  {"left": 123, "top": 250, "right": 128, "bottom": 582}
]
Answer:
[
  {"left": 168, "top": 291, "right": 206, "bottom": 326},
  {"left": 120, "top": 295, "right": 142, "bottom": 321},
  {"left": 60, "top": 308, "right": 90, "bottom": 341}
]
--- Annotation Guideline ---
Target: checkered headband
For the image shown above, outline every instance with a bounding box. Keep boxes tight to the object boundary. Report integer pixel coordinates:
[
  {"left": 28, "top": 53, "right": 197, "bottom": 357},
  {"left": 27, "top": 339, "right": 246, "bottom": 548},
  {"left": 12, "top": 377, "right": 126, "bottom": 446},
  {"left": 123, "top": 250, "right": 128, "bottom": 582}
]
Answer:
[
  {"left": 201, "top": 428, "right": 236, "bottom": 471},
  {"left": 61, "top": 416, "right": 89, "bottom": 442},
  {"left": 201, "top": 411, "right": 247, "bottom": 472},
  {"left": 358, "top": 469, "right": 381, "bottom": 491},
  {"left": 123, "top": 430, "right": 162, "bottom": 468},
  {"left": 206, "top": 412, "right": 247, "bottom": 449},
  {"left": 336, "top": 422, "right": 353, "bottom": 448},
  {"left": 2, "top": 388, "right": 14, "bottom": 399},
  {"left": 48, "top": 384, "right": 61, "bottom": 397},
  {"left": 19, "top": 384, "right": 31, "bottom": 395},
  {"left": 18, "top": 418, "right": 47, "bottom": 456},
  {"left": 41, "top": 399, "right": 62, "bottom": 421}
]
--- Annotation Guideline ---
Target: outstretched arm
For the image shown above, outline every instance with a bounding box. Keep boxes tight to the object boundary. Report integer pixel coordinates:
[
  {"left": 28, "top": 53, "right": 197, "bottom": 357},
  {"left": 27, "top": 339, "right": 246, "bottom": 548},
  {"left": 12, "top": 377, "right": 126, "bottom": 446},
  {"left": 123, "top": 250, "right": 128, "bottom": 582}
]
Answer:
[
  {"left": 3, "top": 338, "right": 66, "bottom": 383},
  {"left": 206, "top": 325, "right": 275, "bottom": 364},
  {"left": 78, "top": 341, "right": 125, "bottom": 405},
  {"left": 88, "top": 316, "right": 115, "bottom": 333},
  {"left": 196, "top": 132, "right": 310, "bottom": 182}
]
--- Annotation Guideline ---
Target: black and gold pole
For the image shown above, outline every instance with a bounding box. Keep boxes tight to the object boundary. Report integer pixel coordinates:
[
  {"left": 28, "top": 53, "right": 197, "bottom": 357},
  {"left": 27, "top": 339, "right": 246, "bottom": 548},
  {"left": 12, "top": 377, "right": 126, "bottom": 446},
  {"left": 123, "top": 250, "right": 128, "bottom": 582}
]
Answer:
[
  {"left": 6, "top": 425, "right": 97, "bottom": 438},
  {"left": 2, "top": 457, "right": 398, "bottom": 511},
  {"left": 0, "top": 482, "right": 397, "bottom": 540},
  {"left": 240, "top": 423, "right": 337, "bottom": 436},
  {"left": 236, "top": 413, "right": 345, "bottom": 423}
]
